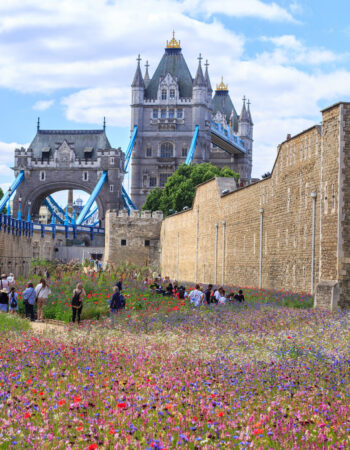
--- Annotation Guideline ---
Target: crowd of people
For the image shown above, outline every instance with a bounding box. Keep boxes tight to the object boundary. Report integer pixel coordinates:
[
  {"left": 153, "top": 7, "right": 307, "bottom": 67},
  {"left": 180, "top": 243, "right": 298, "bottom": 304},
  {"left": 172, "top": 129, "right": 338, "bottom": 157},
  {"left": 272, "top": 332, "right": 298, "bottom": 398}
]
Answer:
[
  {"left": 150, "top": 278, "right": 245, "bottom": 306},
  {"left": 0, "top": 270, "right": 244, "bottom": 326}
]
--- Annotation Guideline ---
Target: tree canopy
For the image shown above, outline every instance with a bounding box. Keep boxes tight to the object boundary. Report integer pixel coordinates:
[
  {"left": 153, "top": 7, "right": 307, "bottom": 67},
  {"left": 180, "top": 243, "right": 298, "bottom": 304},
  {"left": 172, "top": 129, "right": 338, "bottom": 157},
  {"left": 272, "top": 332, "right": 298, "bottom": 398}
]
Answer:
[{"left": 142, "top": 163, "right": 239, "bottom": 216}]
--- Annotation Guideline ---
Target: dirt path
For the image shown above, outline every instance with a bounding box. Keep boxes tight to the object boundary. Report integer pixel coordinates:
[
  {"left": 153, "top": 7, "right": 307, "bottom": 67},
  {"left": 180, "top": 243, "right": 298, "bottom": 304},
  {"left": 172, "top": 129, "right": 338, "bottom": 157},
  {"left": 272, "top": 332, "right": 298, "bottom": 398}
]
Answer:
[{"left": 31, "top": 321, "right": 67, "bottom": 334}]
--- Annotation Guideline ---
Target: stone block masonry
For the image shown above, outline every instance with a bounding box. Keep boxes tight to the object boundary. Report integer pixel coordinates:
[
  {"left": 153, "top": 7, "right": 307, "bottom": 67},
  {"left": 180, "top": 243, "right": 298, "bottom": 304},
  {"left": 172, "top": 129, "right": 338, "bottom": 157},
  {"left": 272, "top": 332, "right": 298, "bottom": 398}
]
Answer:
[
  {"left": 104, "top": 210, "right": 163, "bottom": 269},
  {"left": 160, "top": 102, "right": 350, "bottom": 310}
]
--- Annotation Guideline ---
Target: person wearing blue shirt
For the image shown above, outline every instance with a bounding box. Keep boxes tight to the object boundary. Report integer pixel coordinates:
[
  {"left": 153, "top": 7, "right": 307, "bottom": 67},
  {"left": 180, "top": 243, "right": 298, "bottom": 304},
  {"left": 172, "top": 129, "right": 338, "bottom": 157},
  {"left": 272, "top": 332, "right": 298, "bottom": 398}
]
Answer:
[{"left": 23, "top": 282, "right": 36, "bottom": 321}]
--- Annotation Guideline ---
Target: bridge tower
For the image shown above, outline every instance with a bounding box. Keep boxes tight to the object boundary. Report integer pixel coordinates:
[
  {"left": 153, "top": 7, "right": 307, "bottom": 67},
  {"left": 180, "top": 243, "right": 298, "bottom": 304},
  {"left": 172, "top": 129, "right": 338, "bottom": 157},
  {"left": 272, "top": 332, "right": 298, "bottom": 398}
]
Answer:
[{"left": 12, "top": 121, "right": 125, "bottom": 226}]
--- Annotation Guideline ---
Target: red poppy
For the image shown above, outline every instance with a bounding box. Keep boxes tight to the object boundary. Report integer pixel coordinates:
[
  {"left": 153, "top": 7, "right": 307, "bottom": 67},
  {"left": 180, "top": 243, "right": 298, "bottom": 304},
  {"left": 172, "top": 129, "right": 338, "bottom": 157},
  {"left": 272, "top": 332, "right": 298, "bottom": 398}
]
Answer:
[
  {"left": 24, "top": 412, "right": 31, "bottom": 419},
  {"left": 117, "top": 402, "right": 127, "bottom": 408},
  {"left": 58, "top": 399, "right": 65, "bottom": 406},
  {"left": 88, "top": 445, "right": 98, "bottom": 450}
]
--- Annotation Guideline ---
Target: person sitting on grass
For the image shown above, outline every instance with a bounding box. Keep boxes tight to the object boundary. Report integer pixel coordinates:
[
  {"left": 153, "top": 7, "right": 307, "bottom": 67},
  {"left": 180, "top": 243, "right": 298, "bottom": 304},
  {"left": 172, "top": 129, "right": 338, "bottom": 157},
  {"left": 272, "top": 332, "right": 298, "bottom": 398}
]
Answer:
[
  {"left": 23, "top": 282, "right": 36, "bottom": 321},
  {"left": 218, "top": 288, "right": 227, "bottom": 304},
  {"left": 8, "top": 287, "right": 18, "bottom": 314},
  {"left": 189, "top": 284, "right": 204, "bottom": 307},
  {"left": 234, "top": 289, "right": 245, "bottom": 303}
]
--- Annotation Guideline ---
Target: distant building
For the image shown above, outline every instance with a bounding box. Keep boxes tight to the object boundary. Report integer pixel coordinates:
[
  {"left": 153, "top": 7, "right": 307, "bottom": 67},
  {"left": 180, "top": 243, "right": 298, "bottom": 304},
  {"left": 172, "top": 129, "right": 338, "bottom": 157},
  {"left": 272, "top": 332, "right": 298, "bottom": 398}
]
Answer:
[{"left": 130, "top": 32, "right": 253, "bottom": 208}]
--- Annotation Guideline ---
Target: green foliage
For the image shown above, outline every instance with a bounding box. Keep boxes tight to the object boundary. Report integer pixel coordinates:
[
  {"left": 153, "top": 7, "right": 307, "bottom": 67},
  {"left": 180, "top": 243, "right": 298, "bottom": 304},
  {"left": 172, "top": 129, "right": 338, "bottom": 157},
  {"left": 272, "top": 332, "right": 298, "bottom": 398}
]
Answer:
[
  {"left": 0, "top": 313, "right": 30, "bottom": 331},
  {"left": 142, "top": 163, "right": 239, "bottom": 215}
]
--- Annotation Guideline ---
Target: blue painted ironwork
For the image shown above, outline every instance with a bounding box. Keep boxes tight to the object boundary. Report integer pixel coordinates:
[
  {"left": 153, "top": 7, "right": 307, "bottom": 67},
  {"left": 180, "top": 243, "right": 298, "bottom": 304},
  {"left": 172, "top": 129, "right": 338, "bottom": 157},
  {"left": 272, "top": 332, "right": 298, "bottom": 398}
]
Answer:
[
  {"left": 27, "top": 202, "right": 31, "bottom": 223},
  {"left": 124, "top": 125, "right": 138, "bottom": 172},
  {"left": 17, "top": 198, "right": 21, "bottom": 221},
  {"left": 64, "top": 207, "right": 70, "bottom": 226},
  {"left": 210, "top": 120, "right": 246, "bottom": 153},
  {"left": 76, "top": 171, "right": 108, "bottom": 225},
  {"left": 121, "top": 185, "right": 137, "bottom": 211},
  {"left": 6, "top": 199, "right": 11, "bottom": 217},
  {"left": 185, "top": 125, "right": 199, "bottom": 165},
  {"left": 82, "top": 206, "right": 98, "bottom": 223},
  {"left": 0, "top": 171, "right": 24, "bottom": 212}
]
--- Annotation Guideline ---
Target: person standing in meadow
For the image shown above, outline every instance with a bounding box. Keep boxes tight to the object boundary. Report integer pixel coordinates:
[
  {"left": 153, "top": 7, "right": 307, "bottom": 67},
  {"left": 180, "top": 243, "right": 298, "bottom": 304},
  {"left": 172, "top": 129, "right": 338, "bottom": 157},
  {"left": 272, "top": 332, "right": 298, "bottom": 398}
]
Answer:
[
  {"left": 8, "top": 287, "right": 18, "bottom": 314},
  {"left": 35, "top": 278, "right": 51, "bottom": 322},
  {"left": 109, "top": 286, "right": 124, "bottom": 327},
  {"left": 0, "top": 288, "right": 9, "bottom": 313},
  {"left": 189, "top": 284, "right": 204, "bottom": 307},
  {"left": 23, "top": 282, "right": 36, "bottom": 321},
  {"left": 71, "top": 282, "right": 86, "bottom": 324},
  {"left": 0, "top": 274, "right": 9, "bottom": 293}
]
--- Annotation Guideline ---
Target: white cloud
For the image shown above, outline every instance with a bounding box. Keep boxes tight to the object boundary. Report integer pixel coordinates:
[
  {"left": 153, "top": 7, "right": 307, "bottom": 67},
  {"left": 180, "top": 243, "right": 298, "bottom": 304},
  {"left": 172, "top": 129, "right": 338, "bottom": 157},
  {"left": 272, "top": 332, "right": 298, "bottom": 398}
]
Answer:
[
  {"left": 0, "top": 0, "right": 350, "bottom": 180},
  {"left": 33, "top": 99, "right": 54, "bottom": 111},
  {"left": 187, "top": 0, "right": 297, "bottom": 22},
  {"left": 61, "top": 88, "right": 130, "bottom": 126},
  {"left": 260, "top": 35, "right": 338, "bottom": 65},
  {"left": 0, "top": 141, "right": 29, "bottom": 194}
]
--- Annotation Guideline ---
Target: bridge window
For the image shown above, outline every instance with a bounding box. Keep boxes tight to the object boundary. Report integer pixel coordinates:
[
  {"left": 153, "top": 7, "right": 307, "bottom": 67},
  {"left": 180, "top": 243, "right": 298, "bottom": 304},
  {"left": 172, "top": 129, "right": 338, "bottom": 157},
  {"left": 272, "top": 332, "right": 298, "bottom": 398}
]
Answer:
[
  {"left": 121, "top": 239, "right": 127, "bottom": 246},
  {"left": 169, "top": 109, "right": 175, "bottom": 119},
  {"left": 110, "top": 184, "right": 114, "bottom": 192},
  {"left": 160, "top": 142, "right": 173, "bottom": 158},
  {"left": 83, "top": 171, "right": 88, "bottom": 181},
  {"left": 182, "top": 147, "right": 187, "bottom": 157},
  {"left": 160, "top": 109, "right": 166, "bottom": 119},
  {"left": 177, "top": 109, "right": 183, "bottom": 118},
  {"left": 149, "top": 176, "right": 157, "bottom": 187},
  {"left": 110, "top": 157, "right": 114, "bottom": 164},
  {"left": 159, "top": 173, "right": 171, "bottom": 187},
  {"left": 161, "top": 89, "right": 167, "bottom": 100},
  {"left": 146, "top": 146, "right": 152, "bottom": 157},
  {"left": 145, "top": 240, "right": 150, "bottom": 246},
  {"left": 153, "top": 109, "right": 158, "bottom": 119},
  {"left": 169, "top": 89, "right": 175, "bottom": 99},
  {"left": 39, "top": 171, "right": 46, "bottom": 181}
]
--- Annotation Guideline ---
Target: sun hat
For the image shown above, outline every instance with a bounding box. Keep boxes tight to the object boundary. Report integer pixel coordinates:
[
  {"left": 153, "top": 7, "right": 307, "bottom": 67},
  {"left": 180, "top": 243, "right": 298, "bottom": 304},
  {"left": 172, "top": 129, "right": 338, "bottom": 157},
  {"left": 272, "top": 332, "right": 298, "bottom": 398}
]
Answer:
[{"left": 1, "top": 288, "right": 8, "bottom": 294}]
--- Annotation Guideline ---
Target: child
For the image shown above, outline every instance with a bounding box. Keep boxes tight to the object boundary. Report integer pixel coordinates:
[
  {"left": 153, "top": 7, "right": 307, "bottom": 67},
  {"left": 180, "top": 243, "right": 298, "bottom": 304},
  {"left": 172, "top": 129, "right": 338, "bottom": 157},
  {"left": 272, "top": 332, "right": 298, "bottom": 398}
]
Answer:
[{"left": 8, "top": 287, "right": 18, "bottom": 314}]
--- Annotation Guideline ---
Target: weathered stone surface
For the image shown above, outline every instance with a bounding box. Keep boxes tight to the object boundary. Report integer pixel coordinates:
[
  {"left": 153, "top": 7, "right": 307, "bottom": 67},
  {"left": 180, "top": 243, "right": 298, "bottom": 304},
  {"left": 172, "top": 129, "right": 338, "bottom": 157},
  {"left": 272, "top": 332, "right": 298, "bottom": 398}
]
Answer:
[
  {"left": 104, "top": 210, "right": 162, "bottom": 269},
  {"left": 160, "top": 103, "right": 350, "bottom": 310}
]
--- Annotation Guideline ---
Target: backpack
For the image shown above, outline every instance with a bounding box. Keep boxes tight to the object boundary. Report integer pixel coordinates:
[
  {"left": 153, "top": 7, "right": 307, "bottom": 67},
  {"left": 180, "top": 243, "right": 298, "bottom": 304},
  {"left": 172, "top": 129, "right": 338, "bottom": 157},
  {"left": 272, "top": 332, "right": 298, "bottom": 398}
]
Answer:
[
  {"left": 120, "top": 294, "right": 125, "bottom": 308},
  {"left": 71, "top": 291, "right": 82, "bottom": 308},
  {"left": 10, "top": 294, "right": 17, "bottom": 309}
]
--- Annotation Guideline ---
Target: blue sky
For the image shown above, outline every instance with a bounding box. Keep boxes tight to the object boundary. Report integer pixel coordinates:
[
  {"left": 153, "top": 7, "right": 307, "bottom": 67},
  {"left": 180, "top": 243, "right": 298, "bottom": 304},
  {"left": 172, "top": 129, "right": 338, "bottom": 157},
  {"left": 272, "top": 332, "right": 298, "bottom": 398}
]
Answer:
[{"left": 0, "top": 0, "right": 349, "bottom": 204}]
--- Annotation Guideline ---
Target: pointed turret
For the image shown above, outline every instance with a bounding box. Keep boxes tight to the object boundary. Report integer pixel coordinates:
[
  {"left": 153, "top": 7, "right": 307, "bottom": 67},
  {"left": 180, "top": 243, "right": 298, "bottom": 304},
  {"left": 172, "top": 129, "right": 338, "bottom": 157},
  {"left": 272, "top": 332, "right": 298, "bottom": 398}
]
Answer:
[
  {"left": 144, "top": 61, "right": 150, "bottom": 88},
  {"left": 239, "top": 96, "right": 249, "bottom": 123},
  {"left": 247, "top": 99, "right": 253, "bottom": 125},
  {"left": 193, "top": 54, "right": 206, "bottom": 87},
  {"left": 131, "top": 54, "right": 145, "bottom": 88},
  {"left": 204, "top": 60, "right": 212, "bottom": 94}
]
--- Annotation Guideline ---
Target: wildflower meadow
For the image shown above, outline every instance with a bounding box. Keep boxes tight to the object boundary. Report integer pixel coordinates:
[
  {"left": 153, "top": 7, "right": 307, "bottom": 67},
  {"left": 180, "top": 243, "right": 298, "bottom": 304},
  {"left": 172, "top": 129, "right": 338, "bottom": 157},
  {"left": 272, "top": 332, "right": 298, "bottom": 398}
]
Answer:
[{"left": 0, "top": 270, "right": 349, "bottom": 448}]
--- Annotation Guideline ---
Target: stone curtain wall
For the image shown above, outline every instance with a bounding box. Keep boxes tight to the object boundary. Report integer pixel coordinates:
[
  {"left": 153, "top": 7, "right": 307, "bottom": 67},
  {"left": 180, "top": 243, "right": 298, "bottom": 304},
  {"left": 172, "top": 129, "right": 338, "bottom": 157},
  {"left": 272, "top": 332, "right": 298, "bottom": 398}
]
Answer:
[
  {"left": 161, "top": 104, "right": 346, "bottom": 300},
  {"left": 0, "top": 230, "right": 61, "bottom": 277},
  {"left": 104, "top": 210, "right": 163, "bottom": 269}
]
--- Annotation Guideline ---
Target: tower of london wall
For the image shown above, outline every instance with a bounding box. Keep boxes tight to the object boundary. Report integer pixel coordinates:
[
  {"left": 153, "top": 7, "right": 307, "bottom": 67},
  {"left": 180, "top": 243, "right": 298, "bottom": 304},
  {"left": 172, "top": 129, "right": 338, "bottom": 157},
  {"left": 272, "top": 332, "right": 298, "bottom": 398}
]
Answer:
[{"left": 160, "top": 103, "right": 350, "bottom": 309}]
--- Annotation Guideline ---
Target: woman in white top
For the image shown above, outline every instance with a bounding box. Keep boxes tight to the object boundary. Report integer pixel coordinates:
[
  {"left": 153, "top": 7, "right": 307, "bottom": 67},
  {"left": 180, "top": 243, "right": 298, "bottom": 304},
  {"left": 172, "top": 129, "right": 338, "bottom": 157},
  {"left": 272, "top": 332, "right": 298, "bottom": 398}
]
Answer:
[{"left": 35, "top": 278, "right": 51, "bottom": 321}]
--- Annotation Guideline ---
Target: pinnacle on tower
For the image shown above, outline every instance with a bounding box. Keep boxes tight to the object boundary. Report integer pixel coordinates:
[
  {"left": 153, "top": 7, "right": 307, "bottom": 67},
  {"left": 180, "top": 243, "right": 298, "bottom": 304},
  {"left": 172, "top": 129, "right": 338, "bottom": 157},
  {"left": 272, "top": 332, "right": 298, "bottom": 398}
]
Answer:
[
  {"left": 131, "top": 54, "right": 145, "bottom": 88},
  {"left": 204, "top": 60, "right": 212, "bottom": 93},
  {"left": 239, "top": 96, "right": 250, "bottom": 123},
  {"left": 144, "top": 60, "right": 150, "bottom": 88},
  {"left": 247, "top": 99, "right": 253, "bottom": 125},
  {"left": 193, "top": 53, "right": 206, "bottom": 87}
]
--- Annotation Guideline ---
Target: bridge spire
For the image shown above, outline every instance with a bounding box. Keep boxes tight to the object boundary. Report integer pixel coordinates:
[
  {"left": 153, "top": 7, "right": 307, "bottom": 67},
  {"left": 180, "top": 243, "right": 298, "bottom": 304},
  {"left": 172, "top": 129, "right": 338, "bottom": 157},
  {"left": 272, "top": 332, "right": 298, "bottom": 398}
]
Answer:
[
  {"left": 103, "top": 116, "right": 106, "bottom": 131},
  {"left": 37, "top": 117, "right": 40, "bottom": 131}
]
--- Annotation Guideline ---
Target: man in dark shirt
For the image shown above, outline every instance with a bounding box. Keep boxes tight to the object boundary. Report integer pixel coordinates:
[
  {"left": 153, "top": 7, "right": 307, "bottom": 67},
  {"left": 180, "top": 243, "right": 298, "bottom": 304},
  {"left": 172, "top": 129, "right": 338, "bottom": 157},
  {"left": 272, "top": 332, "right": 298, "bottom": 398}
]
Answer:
[{"left": 204, "top": 284, "right": 213, "bottom": 305}]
